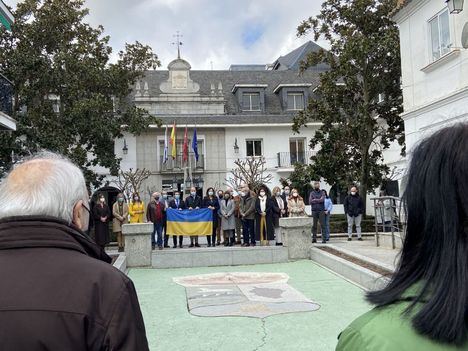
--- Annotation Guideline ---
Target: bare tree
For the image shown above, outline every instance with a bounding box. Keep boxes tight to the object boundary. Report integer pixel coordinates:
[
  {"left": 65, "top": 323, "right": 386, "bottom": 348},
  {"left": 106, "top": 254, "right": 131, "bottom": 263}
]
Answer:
[
  {"left": 225, "top": 157, "right": 273, "bottom": 192},
  {"left": 111, "top": 168, "right": 151, "bottom": 200}
]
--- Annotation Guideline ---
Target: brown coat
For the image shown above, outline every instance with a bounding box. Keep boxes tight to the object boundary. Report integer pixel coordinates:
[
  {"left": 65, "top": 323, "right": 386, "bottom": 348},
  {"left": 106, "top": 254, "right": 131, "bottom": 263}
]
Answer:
[
  {"left": 0, "top": 216, "right": 149, "bottom": 351},
  {"left": 112, "top": 201, "right": 129, "bottom": 232},
  {"left": 288, "top": 197, "right": 306, "bottom": 217}
]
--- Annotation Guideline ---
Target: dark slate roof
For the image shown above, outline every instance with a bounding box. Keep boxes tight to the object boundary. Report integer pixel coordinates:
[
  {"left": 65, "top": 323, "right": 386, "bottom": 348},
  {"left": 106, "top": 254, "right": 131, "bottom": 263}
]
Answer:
[
  {"left": 140, "top": 69, "right": 321, "bottom": 117},
  {"left": 229, "top": 64, "right": 268, "bottom": 71},
  {"left": 273, "top": 41, "right": 328, "bottom": 71},
  {"left": 153, "top": 114, "right": 299, "bottom": 126}
]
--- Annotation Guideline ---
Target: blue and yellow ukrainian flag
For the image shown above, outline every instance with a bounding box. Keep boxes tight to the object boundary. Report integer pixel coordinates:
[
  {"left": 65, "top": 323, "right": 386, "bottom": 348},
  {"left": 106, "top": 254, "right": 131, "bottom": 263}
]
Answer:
[{"left": 166, "top": 208, "right": 213, "bottom": 236}]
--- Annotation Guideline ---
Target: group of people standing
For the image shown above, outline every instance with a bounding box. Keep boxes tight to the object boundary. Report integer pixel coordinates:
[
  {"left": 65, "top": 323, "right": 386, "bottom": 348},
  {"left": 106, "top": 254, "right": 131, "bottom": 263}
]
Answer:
[{"left": 90, "top": 182, "right": 365, "bottom": 251}]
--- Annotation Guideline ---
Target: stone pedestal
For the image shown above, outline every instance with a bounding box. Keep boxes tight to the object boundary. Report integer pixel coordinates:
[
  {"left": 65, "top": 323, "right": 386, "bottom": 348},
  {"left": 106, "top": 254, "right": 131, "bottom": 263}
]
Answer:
[
  {"left": 280, "top": 217, "right": 313, "bottom": 260},
  {"left": 122, "top": 223, "right": 153, "bottom": 267}
]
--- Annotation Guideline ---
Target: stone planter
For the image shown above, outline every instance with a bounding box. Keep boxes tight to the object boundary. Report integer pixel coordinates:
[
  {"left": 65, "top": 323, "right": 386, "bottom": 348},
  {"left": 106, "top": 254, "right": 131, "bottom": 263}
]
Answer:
[
  {"left": 122, "top": 223, "right": 153, "bottom": 267},
  {"left": 279, "top": 217, "right": 313, "bottom": 260}
]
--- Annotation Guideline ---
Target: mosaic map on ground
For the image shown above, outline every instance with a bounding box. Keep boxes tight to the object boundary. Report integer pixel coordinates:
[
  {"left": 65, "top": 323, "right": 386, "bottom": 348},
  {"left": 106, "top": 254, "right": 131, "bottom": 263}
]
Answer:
[{"left": 173, "top": 272, "right": 321, "bottom": 318}]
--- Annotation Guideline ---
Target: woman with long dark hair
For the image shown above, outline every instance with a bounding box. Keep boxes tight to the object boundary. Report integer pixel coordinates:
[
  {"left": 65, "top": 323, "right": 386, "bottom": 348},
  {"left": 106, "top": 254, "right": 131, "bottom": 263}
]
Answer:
[
  {"left": 202, "top": 187, "right": 220, "bottom": 247},
  {"left": 337, "top": 124, "right": 468, "bottom": 350}
]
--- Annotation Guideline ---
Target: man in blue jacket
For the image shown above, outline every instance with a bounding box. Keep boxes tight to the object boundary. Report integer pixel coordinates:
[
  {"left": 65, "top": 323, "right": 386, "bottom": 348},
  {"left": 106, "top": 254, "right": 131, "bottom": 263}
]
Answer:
[{"left": 309, "top": 181, "right": 326, "bottom": 243}]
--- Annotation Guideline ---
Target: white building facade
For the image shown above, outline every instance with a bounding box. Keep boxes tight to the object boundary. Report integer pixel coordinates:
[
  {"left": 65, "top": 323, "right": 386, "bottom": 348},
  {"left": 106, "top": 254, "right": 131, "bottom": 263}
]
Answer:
[{"left": 393, "top": 0, "right": 468, "bottom": 156}]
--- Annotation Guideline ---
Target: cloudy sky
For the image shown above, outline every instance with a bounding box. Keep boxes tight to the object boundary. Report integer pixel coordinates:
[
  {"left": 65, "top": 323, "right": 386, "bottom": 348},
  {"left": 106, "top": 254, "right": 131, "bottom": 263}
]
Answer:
[{"left": 10, "top": 0, "right": 328, "bottom": 69}]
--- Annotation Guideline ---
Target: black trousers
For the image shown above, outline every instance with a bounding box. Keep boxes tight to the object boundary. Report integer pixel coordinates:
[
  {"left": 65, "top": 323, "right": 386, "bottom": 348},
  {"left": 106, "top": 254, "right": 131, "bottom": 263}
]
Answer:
[
  {"left": 171, "top": 235, "right": 183, "bottom": 246},
  {"left": 207, "top": 222, "right": 217, "bottom": 245},
  {"left": 311, "top": 211, "right": 325, "bottom": 242},
  {"left": 242, "top": 218, "right": 255, "bottom": 244}
]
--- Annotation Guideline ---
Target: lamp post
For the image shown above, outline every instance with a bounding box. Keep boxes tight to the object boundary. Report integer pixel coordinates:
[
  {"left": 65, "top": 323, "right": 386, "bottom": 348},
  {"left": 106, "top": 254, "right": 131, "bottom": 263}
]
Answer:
[
  {"left": 122, "top": 138, "right": 128, "bottom": 155},
  {"left": 233, "top": 138, "right": 239, "bottom": 154},
  {"left": 446, "top": 0, "right": 464, "bottom": 14}
]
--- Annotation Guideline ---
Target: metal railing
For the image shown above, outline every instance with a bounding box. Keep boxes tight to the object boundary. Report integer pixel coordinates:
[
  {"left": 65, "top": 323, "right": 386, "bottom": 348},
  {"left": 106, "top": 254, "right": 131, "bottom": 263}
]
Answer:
[
  {"left": 0, "top": 73, "right": 13, "bottom": 116},
  {"left": 371, "top": 196, "right": 405, "bottom": 249},
  {"left": 277, "top": 151, "right": 316, "bottom": 168},
  {"left": 160, "top": 154, "right": 205, "bottom": 172}
]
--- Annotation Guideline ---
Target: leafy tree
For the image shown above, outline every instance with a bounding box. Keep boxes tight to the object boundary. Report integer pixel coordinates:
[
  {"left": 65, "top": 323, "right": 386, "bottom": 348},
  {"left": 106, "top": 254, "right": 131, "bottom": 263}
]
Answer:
[
  {"left": 0, "top": 0, "right": 161, "bottom": 186},
  {"left": 293, "top": 0, "right": 405, "bottom": 211}
]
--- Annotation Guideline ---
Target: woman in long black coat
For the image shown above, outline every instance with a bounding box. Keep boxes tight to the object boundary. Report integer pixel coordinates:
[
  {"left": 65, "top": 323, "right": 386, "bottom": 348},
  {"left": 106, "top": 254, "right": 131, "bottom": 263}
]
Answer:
[
  {"left": 202, "top": 187, "right": 220, "bottom": 247},
  {"left": 93, "top": 194, "right": 111, "bottom": 249},
  {"left": 255, "top": 187, "right": 275, "bottom": 245}
]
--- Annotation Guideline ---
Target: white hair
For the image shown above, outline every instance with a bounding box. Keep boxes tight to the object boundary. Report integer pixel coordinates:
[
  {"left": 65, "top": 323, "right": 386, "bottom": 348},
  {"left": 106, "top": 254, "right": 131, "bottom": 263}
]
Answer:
[{"left": 0, "top": 151, "right": 88, "bottom": 223}]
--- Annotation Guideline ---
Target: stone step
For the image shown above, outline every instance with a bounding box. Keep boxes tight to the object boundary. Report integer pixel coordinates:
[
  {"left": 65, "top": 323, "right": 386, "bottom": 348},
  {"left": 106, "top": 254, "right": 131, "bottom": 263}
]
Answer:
[
  {"left": 310, "top": 246, "right": 391, "bottom": 291},
  {"left": 151, "top": 245, "right": 289, "bottom": 269}
]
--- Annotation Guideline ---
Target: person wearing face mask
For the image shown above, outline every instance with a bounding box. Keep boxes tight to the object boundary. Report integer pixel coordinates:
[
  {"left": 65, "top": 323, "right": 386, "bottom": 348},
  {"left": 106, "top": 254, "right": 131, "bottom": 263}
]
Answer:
[
  {"left": 202, "top": 187, "right": 220, "bottom": 247},
  {"left": 281, "top": 186, "right": 290, "bottom": 218},
  {"left": 129, "top": 192, "right": 145, "bottom": 224},
  {"left": 233, "top": 191, "right": 243, "bottom": 245},
  {"left": 146, "top": 192, "right": 165, "bottom": 250},
  {"left": 112, "top": 193, "right": 129, "bottom": 252},
  {"left": 185, "top": 186, "right": 202, "bottom": 247},
  {"left": 161, "top": 190, "right": 171, "bottom": 248},
  {"left": 255, "top": 187, "right": 275, "bottom": 246},
  {"left": 220, "top": 190, "right": 236, "bottom": 246},
  {"left": 93, "top": 193, "right": 111, "bottom": 249},
  {"left": 0, "top": 152, "right": 150, "bottom": 350},
  {"left": 240, "top": 185, "right": 256, "bottom": 246},
  {"left": 287, "top": 189, "right": 306, "bottom": 217},
  {"left": 216, "top": 189, "right": 224, "bottom": 245},
  {"left": 168, "top": 191, "right": 185, "bottom": 248},
  {"left": 309, "top": 181, "right": 326, "bottom": 244},
  {"left": 271, "top": 186, "right": 285, "bottom": 246},
  {"left": 344, "top": 186, "right": 364, "bottom": 241}
]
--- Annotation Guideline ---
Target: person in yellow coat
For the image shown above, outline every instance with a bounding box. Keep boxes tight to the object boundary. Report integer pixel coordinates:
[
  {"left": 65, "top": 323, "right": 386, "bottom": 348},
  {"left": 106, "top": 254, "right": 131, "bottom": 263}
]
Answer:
[{"left": 129, "top": 192, "right": 145, "bottom": 223}]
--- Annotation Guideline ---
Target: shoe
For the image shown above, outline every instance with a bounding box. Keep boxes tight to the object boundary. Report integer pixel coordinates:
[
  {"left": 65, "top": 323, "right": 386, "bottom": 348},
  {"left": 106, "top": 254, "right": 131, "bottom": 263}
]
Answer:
[
  {"left": 358, "top": 238, "right": 363, "bottom": 241},
  {"left": 321, "top": 241, "right": 327, "bottom": 244},
  {"left": 228, "top": 242, "right": 233, "bottom": 247},
  {"left": 251, "top": 243, "right": 256, "bottom": 247},
  {"left": 235, "top": 241, "right": 242, "bottom": 245},
  {"left": 312, "top": 239, "right": 317, "bottom": 243},
  {"left": 164, "top": 245, "right": 170, "bottom": 248},
  {"left": 326, "top": 238, "right": 329, "bottom": 242},
  {"left": 348, "top": 237, "right": 352, "bottom": 241},
  {"left": 216, "top": 241, "right": 221, "bottom": 246},
  {"left": 179, "top": 244, "right": 183, "bottom": 248},
  {"left": 224, "top": 242, "right": 229, "bottom": 246},
  {"left": 173, "top": 245, "right": 178, "bottom": 249},
  {"left": 207, "top": 243, "right": 211, "bottom": 247},
  {"left": 151, "top": 245, "right": 156, "bottom": 250},
  {"left": 189, "top": 244, "right": 194, "bottom": 248},
  {"left": 195, "top": 243, "right": 200, "bottom": 247},
  {"left": 158, "top": 246, "right": 163, "bottom": 250}
]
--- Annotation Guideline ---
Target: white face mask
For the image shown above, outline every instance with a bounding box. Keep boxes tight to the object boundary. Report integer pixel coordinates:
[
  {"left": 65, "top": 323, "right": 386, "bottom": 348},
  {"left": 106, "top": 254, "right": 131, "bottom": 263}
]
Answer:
[
  {"left": 191, "top": 192, "right": 196, "bottom": 197},
  {"left": 351, "top": 192, "right": 356, "bottom": 196},
  {"left": 208, "top": 191, "right": 214, "bottom": 196},
  {"left": 293, "top": 193, "right": 298, "bottom": 197},
  {"left": 99, "top": 197, "right": 105, "bottom": 203}
]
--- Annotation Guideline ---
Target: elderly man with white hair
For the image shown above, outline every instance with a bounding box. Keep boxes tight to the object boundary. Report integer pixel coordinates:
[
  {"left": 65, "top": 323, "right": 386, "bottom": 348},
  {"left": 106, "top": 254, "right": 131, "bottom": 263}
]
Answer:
[{"left": 0, "top": 152, "right": 149, "bottom": 350}]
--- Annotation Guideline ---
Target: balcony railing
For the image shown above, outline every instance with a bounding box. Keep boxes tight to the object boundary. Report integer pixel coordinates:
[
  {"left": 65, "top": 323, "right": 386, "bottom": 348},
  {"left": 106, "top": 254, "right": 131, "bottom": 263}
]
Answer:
[
  {"left": 277, "top": 151, "right": 316, "bottom": 168},
  {"left": 0, "top": 73, "right": 13, "bottom": 116},
  {"left": 160, "top": 154, "right": 205, "bottom": 172}
]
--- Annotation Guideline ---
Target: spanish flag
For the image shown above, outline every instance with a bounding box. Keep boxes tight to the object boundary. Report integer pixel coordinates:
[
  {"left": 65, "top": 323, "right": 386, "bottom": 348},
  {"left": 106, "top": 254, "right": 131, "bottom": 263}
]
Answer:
[
  {"left": 170, "top": 121, "right": 177, "bottom": 159},
  {"left": 166, "top": 208, "right": 213, "bottom": 236}
]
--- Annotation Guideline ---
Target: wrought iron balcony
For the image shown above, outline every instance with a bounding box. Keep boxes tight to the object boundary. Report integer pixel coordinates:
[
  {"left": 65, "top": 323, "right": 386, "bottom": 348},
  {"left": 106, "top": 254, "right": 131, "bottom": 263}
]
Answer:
[
  {"left": 276, "top": 151, "right": 316, "bottom": 168},
  {"left": 160, "top": 154, "right": 205, "bottom": 172},
  {"left": 0, "top": 73, "right": 13, "bottom": 116}
]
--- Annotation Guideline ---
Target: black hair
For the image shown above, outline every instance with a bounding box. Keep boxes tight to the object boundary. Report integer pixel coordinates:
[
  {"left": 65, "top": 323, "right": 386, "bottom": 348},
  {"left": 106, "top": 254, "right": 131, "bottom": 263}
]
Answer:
[
  {"left": 322, "top": 189, "right": 329, "bottom": 198},
  {"left": 367, "top": 123, "right": 468, "bottom": 345}
]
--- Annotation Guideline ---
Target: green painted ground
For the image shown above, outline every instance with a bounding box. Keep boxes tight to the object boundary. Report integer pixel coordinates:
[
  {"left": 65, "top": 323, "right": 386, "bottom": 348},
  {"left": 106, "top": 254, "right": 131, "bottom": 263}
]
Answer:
[{"left": 128, "top": 260, "right": 372, "bottom": 351}]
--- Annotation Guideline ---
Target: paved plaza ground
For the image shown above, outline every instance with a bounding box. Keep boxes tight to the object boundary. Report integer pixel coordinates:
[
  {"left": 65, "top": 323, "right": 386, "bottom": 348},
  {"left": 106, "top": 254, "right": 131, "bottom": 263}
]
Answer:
[{"left": 129, "top": 260, "right": 373, "bottom": 351}]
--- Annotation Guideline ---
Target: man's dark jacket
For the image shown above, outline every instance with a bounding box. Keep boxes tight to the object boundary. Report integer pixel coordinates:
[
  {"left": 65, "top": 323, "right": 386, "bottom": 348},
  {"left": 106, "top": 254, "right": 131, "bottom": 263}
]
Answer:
[
  {"left": 344, "top": 194, "right": 364, "bottom": 217},
  {"left": 185, "top": 194, "right": 202, "bottom": 209},
  {"left": 0, "top": 216, "right": 149, "bottom": 351}
]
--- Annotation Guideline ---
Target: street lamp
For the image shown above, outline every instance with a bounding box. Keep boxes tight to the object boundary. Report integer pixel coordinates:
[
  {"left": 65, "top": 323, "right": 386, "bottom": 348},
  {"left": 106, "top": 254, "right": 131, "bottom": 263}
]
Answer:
[
  {"left": 233, "top": 138, "right": 239, "bottom": 154},
  {"left": 122, "top": 138, "right": 128, "bottom": 155},
  {"left": 446, "top": 0, "right": 464, "bottom": 14}
]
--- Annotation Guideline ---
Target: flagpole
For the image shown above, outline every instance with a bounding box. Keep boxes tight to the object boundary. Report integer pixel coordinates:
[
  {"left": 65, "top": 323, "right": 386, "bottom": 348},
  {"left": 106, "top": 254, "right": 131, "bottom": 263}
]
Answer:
[{"left": 187, "top": 124, "right": 193, "bottom": 189}]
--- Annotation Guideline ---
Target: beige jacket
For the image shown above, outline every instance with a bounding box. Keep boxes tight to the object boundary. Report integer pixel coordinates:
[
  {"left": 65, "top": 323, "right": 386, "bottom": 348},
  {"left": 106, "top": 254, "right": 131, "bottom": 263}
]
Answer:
[
  {"left": 287, "top": 197, "right": 306, "bottom": 217},
  {"left": 112, "top": 202, "right": 129, "bottom": 232}
]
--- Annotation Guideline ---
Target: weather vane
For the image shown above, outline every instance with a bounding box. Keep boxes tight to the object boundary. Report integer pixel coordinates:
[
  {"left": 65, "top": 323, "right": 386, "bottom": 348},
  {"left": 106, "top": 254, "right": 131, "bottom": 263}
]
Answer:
[{"left": 172, "top": 31, "right": 183, "bottom": 59}]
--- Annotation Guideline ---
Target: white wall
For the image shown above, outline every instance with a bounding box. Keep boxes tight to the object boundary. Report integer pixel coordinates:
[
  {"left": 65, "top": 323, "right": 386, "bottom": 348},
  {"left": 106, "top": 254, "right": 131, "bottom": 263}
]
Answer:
[{"left": 395, "top": 0, "right": 468, "bottom": 153}]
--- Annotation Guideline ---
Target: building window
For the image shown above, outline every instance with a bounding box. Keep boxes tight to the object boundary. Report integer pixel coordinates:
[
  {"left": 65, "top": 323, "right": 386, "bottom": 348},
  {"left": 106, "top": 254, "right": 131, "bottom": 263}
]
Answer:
[
  {"left": 429, "top": 9, "right": 451, "bottom": 61},
  {"left": 287, "top": 92, "right": 305, "bottom": 110},
  {"left": 246, "top": 139, "right": 262, "bottom": 157},
  {"left": 289, "top": 138, "right": 305, "bottom": 163},
  {"left": 242, "top": 92, "right": 260, "bottom": 111}
]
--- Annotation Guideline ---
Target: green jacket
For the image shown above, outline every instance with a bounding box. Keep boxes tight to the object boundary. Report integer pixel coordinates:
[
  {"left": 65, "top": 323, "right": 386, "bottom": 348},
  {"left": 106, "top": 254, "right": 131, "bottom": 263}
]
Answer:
[{"left": 336, "top": 289, "right": 467, "bottom": 351}]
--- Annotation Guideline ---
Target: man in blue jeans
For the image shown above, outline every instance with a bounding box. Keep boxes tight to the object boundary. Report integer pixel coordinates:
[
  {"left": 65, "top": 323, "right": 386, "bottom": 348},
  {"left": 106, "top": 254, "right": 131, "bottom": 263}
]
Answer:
[
  {"left": 309, "top": 181, "right": 326, "bottom": 243},
  {"left": 146, "top": 191, "right": 165, "bottom": 250}
]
